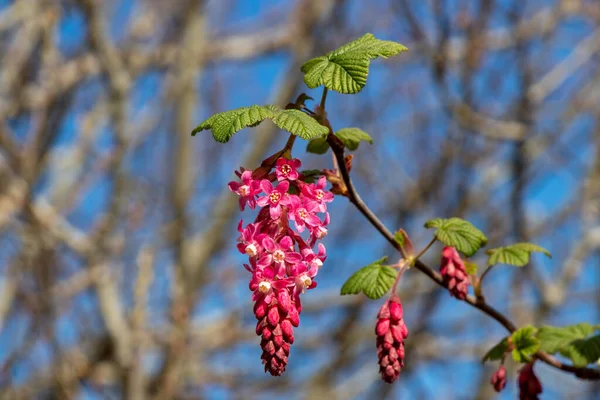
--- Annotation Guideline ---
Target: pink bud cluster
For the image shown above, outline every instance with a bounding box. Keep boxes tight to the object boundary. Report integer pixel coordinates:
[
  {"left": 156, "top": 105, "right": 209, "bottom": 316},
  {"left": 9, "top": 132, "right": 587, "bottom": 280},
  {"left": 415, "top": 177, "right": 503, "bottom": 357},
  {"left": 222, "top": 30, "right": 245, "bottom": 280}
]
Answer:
[
  {"left": 439, "top": 246, "right": 470, "bottom": 300},
  {"left": 229, "top": 157, "right": 333, "bottom": 376},
  {"left": 518, "top": 363, "right": 543, "bottom": 400},
  {"left": 375, "top": 296, "right": 408, "bottom": 383}
]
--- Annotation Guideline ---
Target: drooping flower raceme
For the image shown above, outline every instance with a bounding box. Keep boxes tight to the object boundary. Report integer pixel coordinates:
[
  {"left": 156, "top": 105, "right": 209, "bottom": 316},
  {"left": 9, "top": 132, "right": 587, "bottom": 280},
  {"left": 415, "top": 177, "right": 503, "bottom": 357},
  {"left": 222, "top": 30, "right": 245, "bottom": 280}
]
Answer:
[
  {"left": 229, "top": 157, "right": 332, "bottom": 376},
  {"left": 439, "top": 246, "right": 470, "bottom": 300},
  {"left": 375, "top": 296, "right": 408, "bottom": 383}
]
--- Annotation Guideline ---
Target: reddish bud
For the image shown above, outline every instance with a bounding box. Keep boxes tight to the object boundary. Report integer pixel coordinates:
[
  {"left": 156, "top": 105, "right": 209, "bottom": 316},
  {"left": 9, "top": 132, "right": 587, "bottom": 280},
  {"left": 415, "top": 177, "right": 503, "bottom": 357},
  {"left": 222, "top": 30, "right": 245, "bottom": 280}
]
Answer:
[
  {"left": 440, "top": 246, "right": 470, "bottom": 300},
  {"left": 254, "top": 288, "right": 301, "bottom": 376},
  {"left": 491, "top": 365, "right": 507, "bottom": 392}
]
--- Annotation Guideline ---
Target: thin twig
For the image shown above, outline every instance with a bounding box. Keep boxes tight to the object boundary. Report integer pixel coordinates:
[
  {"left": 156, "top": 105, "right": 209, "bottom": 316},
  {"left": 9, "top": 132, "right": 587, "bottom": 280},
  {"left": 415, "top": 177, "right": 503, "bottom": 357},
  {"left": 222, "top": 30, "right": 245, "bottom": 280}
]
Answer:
[{"left": 323, "top": 109, "right": 600, "bottom": 381}]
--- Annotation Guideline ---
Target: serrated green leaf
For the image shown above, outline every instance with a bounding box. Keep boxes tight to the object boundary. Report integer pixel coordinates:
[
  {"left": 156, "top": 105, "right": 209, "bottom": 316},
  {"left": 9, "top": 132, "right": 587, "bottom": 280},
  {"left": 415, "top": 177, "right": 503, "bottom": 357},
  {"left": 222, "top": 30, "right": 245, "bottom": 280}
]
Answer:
[
  {"left": 335, "top": 128, "right": 373, "bottom": 150},
  {"left": 511, "top": 325, "right": 540, "bottom": 363},
  {"left": 363, "top": 265, "right": 398, "bottom": 300},
  {"left": 538, "top": 323, "right": 595, "bottom": 354},
  {"left": 301, "top": 33, "right": 408, "bottom": 94},
  {"left": 272, "top": 109, "right": 329, "bottom": 140},
  {"left": 341, "top": 256, "right": 388, "bottom": 296},
  {"left": 306, "top": 136, "right": 330, "bottom": 154},
  {"left": 341, "top": 256, "right": 397, "bottom": 299},
  {"left": 192, "top": 105, "right": 328, "bottom": 143},
  {"left": 561, "top": 335, "right": 600, "bottom": 367},
  {"left": 464, "top": 260, "right": 478, "bottom": 275},
  {"left": 424, "top": 217, "right": 488, "bottom": 257},
  {"left": 486, "top": 242, "right": 552, "bottom": 267},
  {"left": 482, "top": 337, "right": 509, "bottom": 363},
  {"left": 191, "top": 105, "right": 278, "bottom": 142},
  {"left": 538, "top": 323, "right": 600, "bottom": 366}
]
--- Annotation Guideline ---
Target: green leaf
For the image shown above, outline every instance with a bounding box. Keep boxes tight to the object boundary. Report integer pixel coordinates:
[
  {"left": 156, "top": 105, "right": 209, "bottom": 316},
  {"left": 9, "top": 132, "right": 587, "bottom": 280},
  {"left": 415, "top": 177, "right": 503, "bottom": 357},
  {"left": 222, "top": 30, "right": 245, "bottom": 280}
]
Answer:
[
  {"left": 511, "top": 325, "right": 540, "bottom": 363},
  {"left": 464, "top": 260, "right": 478, "bottom": 275},
  {"left": 340, "top": 256, "right": 398, "bottom": 300},
  {"left": 272, "top": 109, "right": 329, "bottom": 140},
  {"left": 482, "top": 337, "right": 509, "bottom": 363},
  {"left": 394, "top": 229, "right": 414, "bottom": 256},
  {"left": 538, "top": 323, "right": 595, "bottom": 354},
  {"left": 191, "top": 105, "right": 278, "bottom": 142},
  {"left": 538, "top": 323, "right": 600, "bottom": 366},
  {"left": 306, "top": 136, "right": 330, "bottom": 154},
  {"left": 301, "top": 33, "right": 408, "bottom": 94},
  {"left": 335, "top": 128, "right": 373, "bottom": 150},
  {"left": 424, "top": 217, "right": 488, "bottom": 257},
  {"left": 486, "top": 242, "right": 552, "bottom": 267},
  {"left": 561, "top": 335, "right": 600, "bottom": 367},
  {"left": 192, "top": 106, "right": 328, "bottom": 143}
]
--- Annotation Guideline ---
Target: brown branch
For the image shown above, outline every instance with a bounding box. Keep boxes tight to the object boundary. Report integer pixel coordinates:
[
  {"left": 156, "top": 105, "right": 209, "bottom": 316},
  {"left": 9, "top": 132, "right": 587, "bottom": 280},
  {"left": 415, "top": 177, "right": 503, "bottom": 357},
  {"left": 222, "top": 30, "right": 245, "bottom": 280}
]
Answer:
[{"left": 324, "top": 105, "right": 600, "bottom": 381}]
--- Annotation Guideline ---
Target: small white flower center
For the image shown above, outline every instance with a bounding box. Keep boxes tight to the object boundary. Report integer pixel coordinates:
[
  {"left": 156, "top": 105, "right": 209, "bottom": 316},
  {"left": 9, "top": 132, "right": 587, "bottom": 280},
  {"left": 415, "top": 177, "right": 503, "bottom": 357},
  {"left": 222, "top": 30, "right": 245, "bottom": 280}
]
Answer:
[
  {"left": 245, "top": 243, "right": 258, "bottom": 257},
  {"left": 273, "top": 249, "right": 285, "bottom": 263},
  {"left": 300, "top": 274, "right": 312, "bottom": 288},
  {"left": 316, "top": 190, "right": 324, "bottom": 200},
  {"left": 298, "top": 208, "right": 308, "bottom": 220},
  {"left": 239, "top": 185, "right": 250, "bottom": 196},
  {"left": 269, "top": 192, "right": 281, "bottom": 204},
  {"left": 281, "top": 164, "right": 291, "bottom": 175},
  {"left": 258, "top": 281, "right": 271, "bottom": 293},
  {"left": 316, "top": 227, "right": 327, "bottom": 239}
]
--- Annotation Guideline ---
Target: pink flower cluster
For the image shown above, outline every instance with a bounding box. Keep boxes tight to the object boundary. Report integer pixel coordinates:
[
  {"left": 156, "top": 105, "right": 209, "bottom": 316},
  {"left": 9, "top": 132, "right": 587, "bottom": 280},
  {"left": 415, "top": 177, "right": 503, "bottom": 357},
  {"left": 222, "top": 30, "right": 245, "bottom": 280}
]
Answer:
[
  {"left": 229, "top": 157, "right": 333, "bottom": 376},
  {"left": 440, "top": 246, "right": 470, "bottom": 300},
  {"left": 375, "top": 296, "right": 408, "bottom": 383}
]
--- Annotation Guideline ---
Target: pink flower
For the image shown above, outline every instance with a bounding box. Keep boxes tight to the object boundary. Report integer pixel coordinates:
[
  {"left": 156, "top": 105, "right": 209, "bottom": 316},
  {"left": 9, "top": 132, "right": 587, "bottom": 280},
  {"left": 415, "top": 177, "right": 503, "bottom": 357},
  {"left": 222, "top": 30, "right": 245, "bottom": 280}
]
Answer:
[
  {"left": 249, "top": 265, "right": 289, "bottom": 304},
  {"left": 302, "top": 243, "right": 327, "bottom": 270},
  {"left": 236, "top": 220, "right": 266, "bottom": 257},
  {"left": 286, "top": 195, "right": 322, "bottom": 233},
  {"left": 287, "top": 262, "right": 318, "bottom": 299},
  {"left": 376, "top": 296, "right": 408, "bottom": 383},
  {"left": 256, "top": 180, "right": 290, "bottom": 219},
  {"left": 228, "top": 170, "right": 261, "bottom": 211},
  {"left": 518, "top": 363, "right": 542, "bottom": 400},
  {"left": 440, "top": 246, "right": 470, "bottom": 300},
  {"left": 302, "top": 176, "right": 334, "bottom": 212},
  {"left": 309, "top": 212, "right": 329, "bottom": 244},
  {"left": 259, "top": 236, "right": 303, "bottom": 276},
  {"left": 275, "top": 158, "right": 302, "bottom": 181},
  {"left": 491, "top": 365, "right": 507, "bottom": 393}
]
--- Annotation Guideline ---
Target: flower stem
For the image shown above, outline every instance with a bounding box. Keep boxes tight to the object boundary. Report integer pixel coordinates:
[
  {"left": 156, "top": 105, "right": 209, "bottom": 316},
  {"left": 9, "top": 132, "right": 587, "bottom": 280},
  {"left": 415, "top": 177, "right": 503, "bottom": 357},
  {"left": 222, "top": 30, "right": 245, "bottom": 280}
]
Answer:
[
  {"left": 319, "top": 87, "right": 329, "bottom": 110},
  {"left": 283, "top": 133, "right": 297, "bottom": 152},
  {"left": 479, "top": 264, "right": 495, "bottom": 285},
  {"left": 327, "top": 123, "right": 600, "bottom": 380},
  {"left": 391, "top": 261, "right": 408, "bottom": 295},
  {"left": 413, "top": 237, "right": 437, "bottom": 264}
]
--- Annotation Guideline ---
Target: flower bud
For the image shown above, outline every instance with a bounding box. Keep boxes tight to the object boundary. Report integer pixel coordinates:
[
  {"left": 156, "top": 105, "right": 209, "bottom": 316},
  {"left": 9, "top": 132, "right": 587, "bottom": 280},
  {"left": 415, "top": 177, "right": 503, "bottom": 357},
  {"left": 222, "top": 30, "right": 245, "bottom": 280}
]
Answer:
[
  {"left": 518, "top": 363, "right": 543, "bottom": 400},
  {"left": 490, "top": 365, "right": 507, "bottom": 392},
  {"left": 440, "top": 246, "right": 470, "bottom": 300},
  {"left": 376, "top": 296, "right": 408, "bottom": 383}
]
